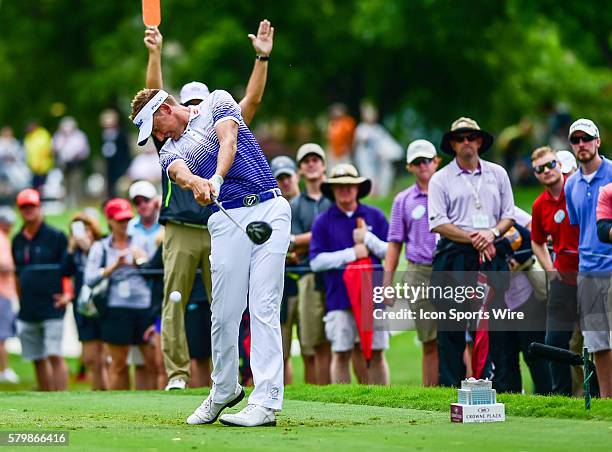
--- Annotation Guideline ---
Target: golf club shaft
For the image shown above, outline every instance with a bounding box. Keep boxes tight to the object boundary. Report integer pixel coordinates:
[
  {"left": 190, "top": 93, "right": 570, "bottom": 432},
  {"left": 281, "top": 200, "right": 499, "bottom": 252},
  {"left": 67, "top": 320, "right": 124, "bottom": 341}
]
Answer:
[{"left": 213, "top": 198, "right": 246, "bottom": 233}]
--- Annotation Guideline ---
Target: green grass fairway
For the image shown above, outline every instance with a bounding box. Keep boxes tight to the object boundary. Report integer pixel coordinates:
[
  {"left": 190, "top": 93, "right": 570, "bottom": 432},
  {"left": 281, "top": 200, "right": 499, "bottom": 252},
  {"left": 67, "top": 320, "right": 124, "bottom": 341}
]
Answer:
[{"left": 1, "top": 389, "right": 611, "bottom": 451}]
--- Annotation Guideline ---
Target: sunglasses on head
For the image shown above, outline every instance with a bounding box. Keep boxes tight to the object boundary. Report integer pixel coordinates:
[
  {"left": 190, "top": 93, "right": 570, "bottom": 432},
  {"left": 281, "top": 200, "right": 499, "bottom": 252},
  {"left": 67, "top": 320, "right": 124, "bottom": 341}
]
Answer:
[
  {"left": 451, "top": 133, "right": 480, "bottom": 143},
  {"left": 569, "top": 134, "right": 596, "bottom": 145},
  {"left": 410, "top": 157, "right": 433, "bottom": 166},
  {"left": 533, "top": 160, "right": 557, "bottom": 174}
]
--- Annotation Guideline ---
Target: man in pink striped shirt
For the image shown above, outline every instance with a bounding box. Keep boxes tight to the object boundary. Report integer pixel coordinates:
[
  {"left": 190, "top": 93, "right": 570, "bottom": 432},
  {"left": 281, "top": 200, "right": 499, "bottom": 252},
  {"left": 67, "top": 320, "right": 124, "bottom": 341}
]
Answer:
[{"left": 384, "top": 139, "right": 440, "bottom": 386}]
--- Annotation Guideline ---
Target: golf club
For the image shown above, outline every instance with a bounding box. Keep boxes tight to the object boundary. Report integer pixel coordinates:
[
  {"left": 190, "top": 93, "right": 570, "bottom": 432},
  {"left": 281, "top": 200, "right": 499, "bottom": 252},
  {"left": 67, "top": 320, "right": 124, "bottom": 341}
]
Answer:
[{"left": 212, "top": 198, "right": 273, "bottom": 245}]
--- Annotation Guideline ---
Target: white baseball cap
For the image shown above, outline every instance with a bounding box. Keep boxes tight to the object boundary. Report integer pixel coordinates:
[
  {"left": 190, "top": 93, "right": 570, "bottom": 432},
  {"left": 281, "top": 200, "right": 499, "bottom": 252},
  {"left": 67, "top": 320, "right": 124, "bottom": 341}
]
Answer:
[
  {"left": 296, "top": 143, "right": 326, "bottom": 165},
  {"left": 129, "top": 180, "right": 157, "bottom": 200},
  {"left": 406, "top": 139, "right": 437, "bottom": 164},
  {"left": 568, "top": 118, "right": 599, "bottom": 138},
  {"left": 133, "top": 90, "right": 169, "bottom": 146},
  {"left": 0, "top": 206, "right": 16, "bottom": 225},
  {"left": 180, "top": 82, "right": 210, "bottom": 105},
  {"left": 556, "top": 150, "right": 577, "bottom": 174}
]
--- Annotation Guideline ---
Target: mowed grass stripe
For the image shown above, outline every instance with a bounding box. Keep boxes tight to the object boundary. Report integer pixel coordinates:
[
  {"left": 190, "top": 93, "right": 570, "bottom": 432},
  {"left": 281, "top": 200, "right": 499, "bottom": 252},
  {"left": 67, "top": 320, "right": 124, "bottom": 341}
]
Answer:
[
  {"left": 1, "top": 393, "right": 611, "bottom": 452},
  {"left": 284, "top": 384, "right": 612, "bottom": 421}
]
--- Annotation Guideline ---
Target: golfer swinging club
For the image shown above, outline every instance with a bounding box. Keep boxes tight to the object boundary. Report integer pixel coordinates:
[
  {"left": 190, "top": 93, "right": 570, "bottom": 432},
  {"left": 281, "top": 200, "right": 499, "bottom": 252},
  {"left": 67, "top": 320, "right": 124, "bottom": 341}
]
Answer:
[{"left": 129, "top": 88, "right": 290, "bottom": 427}]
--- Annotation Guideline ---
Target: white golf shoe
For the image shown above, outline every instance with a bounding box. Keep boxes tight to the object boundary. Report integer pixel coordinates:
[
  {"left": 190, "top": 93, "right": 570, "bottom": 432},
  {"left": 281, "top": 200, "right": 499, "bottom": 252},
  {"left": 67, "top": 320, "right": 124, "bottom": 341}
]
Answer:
[
  {"left": 186, "top": 385, "right": 245, "bottom": 425},
  {"left": 165, "top": 378, "right": 187, "bottom": 391},
  {"left": 0, "top": 368, "right": 19, "bottom": 384},
  {"left": 219, "top": 404, "right": 276, "bottom": 427}
]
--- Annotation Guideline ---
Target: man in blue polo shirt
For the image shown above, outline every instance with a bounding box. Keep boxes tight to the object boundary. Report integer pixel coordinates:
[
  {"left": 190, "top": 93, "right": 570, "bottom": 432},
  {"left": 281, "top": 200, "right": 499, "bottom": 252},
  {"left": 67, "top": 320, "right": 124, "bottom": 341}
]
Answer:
[
  {"left": 565, "top": 118, "right": 612, "bottom": 398},
  {"left": 130, "top": 86, "right": 289, "bottom": 426},
  {"left": 310, "top": 164, "right": 390, "bottom": 385}
]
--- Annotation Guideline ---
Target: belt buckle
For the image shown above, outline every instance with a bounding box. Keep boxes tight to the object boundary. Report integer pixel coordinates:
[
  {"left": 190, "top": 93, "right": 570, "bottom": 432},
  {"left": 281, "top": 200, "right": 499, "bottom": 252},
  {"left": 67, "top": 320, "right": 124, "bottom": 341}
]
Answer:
[{"left": 243, "top": 193, "right": 260, "bottom": 207}]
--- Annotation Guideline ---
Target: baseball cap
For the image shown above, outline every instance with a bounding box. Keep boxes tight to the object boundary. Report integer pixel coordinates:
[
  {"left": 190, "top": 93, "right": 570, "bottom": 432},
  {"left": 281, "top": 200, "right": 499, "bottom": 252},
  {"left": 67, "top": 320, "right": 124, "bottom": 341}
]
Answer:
[
  {"left": 406, "top": 139, "right": 437, "bottom": 164},
  {"left": 16, "top": 188, "right": 41, "bottom": 208},
  {"left": 270, "top": 156, "right": 297, "bottom": 178},
  {"left": 556, "top": 150, "right": 577, "bottom": 174},
  {"left": 104, "top": 198, "right": 134, "bottom": 221},
  {"left": 128, "top": 180, "right": 157, "bottom": 201},
  {"left": 133, "top": 90, "right": 169, "bottom": 146},
  {"left": 0, "top": 206, "right": 16, "bottom": 224},
  {"left": 296, "top": 143, "right": 326, "bottom": 165},
  {"left": 568, "top": 118, "right": 599, "bottom": 138},
  {"left": 180, "top": 82, "right": 210, "bottom": 105}
]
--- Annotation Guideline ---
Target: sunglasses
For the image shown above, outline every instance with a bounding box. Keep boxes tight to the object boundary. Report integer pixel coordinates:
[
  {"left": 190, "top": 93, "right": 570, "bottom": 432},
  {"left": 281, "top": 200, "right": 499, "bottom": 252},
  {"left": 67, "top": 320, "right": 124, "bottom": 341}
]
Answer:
[
  {"left": 533, "top": 160, "right": 557, "bottom": 174},
  {"left": 451, "top": 133, "right": 480, "bottom": 143},
  {"left": 134, "top": 197, "right": 152, "bottom": 206},
  {"left": 410, "top": 157, "right": 434, "bottom": 166},
  {"left": 569, "top": 134, "right": 596, "bottom": 145}
]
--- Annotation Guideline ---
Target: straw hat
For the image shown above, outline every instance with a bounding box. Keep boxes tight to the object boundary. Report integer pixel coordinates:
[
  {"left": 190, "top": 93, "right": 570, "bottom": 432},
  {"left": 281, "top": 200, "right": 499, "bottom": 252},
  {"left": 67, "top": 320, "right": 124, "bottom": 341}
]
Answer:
[
  {"left": 321, "top": 164, "right": 371, "bottom": 200},
  {"left": 440, "top": 117, "right": 494, "bottom": 155}
]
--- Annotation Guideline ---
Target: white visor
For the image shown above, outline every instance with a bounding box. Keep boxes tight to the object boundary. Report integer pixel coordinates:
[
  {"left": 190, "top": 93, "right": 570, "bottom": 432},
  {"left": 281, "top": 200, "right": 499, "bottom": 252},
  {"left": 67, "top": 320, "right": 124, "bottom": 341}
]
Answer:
[{"left": 133, "top": 90, "right": 169, "bottom": 146}]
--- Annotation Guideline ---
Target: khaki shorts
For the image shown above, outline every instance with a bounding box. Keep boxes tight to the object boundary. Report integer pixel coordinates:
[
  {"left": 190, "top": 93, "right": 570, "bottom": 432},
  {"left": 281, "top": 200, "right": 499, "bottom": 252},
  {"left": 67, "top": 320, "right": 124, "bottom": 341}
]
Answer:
[
  {"left": 17, "top": 318, "right": 64, "bottom": 361},
  {"left": 403, "top": 261, "right": 437, "bottom": 343},
  {"left": 577, "top": 274, "right": 612, "bottom": 353},
  {"left": 298, "top": 273, "right": 327, "bottom": 353},
  {"left": 323, "top": 310, "right": 389, "bottom": 353},
  {"left": 281, "top": 295, "right": 299, "bottom": 359}
]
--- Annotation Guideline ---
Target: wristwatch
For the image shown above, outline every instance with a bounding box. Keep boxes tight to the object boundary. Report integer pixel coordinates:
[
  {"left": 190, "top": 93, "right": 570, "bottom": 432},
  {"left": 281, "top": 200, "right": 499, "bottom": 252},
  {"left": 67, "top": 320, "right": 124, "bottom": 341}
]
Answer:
[
  {"left": 256, "top": 54, "right": 270, "bottom": 61},
  {"left": 288, "top": 234, "right": 296, "bottom": 251},
  {"left": 490, "top": 227, "right": 501, "bottom": 238}
]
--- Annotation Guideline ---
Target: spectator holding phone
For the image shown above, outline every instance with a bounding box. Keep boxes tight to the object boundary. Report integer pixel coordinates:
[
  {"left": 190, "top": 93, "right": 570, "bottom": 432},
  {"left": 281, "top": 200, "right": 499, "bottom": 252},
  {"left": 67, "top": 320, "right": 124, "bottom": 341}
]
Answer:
[
  {"left": 84, "top": 198, "right": 156, "bottom": 390},
  {"left": 62, "top": 212, "right": 107, "bottom": 390}
]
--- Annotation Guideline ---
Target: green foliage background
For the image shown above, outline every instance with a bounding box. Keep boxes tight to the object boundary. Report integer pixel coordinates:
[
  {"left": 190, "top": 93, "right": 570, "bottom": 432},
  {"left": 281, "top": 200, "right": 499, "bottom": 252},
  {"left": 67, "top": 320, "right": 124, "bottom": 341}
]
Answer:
[{"left": 1, "top": 0, "right": 611, "bottom": 151}]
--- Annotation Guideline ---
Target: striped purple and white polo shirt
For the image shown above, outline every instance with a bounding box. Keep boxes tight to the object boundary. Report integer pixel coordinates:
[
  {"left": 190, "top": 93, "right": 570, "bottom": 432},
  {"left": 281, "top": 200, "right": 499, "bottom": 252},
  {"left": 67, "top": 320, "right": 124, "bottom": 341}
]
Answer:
[
  {"left": 388, "top": 184, "right": 437, "bottom": 265},
  {"left": 158, "top": 89, "right": 277, "bottom": 202}
]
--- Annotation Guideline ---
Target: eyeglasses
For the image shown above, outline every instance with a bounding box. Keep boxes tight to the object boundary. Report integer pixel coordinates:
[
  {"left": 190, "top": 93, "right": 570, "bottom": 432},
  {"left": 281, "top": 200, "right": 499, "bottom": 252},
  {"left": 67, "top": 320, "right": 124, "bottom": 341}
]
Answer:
[
  {"left": 410, "top": 157, "right": 434, "bottom": 166},
  {"left": 451, "top": 133, "right": 480, "bottom": 143},
  {"left": 533, "top": 160, "right": 557, "bottom": 174},
  {"left": 569, "top": 134, "right": 596, "bottom": 145}
]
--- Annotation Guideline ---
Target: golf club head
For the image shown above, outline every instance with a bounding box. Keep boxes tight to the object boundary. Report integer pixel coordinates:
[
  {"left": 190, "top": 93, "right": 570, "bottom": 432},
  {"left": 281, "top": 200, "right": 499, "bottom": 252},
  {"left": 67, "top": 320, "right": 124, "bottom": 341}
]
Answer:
[{"left": 246, "top": 221, "right": 272, "bottom": 244}]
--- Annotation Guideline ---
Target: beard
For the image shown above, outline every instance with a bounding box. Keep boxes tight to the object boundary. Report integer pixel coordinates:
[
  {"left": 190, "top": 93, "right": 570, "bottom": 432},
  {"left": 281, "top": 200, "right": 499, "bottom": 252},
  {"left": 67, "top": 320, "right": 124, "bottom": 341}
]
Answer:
[{"left": 576, "top": 148, "right": 596, "bottom": 163}]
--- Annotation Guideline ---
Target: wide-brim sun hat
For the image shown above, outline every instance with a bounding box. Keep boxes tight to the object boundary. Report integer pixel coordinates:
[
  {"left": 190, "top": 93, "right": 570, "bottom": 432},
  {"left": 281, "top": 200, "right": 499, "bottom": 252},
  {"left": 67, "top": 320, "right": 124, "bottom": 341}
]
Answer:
[
  {"left": 440, "top": 117, "right": 494, "bottom": 156},
  {"left": 321, "top": 163, "right": 371, "bottom": 201}
]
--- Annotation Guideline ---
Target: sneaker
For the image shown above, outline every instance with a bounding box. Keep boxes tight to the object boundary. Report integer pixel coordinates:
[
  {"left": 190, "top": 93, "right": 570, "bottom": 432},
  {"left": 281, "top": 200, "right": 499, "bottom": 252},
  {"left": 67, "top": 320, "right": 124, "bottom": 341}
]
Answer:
[
  {"left": 165, "top": 378, "right": 187, "bottom": 391},
  {"left": 186, "top": 385, "right": 245, "bottom": 425},
  {"left": 220, "top": 404, "right": 276, "bottom": 427},
  {"left": 0, "top": 368, "right": 20, "bottom": 384}
]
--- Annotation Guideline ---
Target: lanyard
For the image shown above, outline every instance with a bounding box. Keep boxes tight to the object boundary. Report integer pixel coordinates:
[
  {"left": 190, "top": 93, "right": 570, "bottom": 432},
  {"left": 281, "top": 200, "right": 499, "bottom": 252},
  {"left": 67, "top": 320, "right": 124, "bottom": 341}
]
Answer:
[{"left": 460, "top": 172, "right": 483, "bottom": 209}]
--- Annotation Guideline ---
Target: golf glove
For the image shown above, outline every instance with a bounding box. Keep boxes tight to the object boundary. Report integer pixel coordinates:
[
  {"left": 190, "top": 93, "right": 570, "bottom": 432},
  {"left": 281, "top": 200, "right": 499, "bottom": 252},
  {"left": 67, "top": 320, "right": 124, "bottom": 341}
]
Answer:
[{"left": 210, "top": 174, "right": 224, "bottom": 197}]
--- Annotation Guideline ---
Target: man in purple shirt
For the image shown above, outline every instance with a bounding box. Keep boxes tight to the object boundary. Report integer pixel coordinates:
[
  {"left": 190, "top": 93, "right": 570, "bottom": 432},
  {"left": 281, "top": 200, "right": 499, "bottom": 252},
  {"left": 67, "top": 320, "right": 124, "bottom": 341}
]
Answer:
[
  {"left": 310, "top": 164, "right": 390, "bottom": 385},
  {"left": 428, "top": 117, "right": 515, "bottom": 388},
  {"left": 384, "top": 139, "right": 440, "bottom": 386}
]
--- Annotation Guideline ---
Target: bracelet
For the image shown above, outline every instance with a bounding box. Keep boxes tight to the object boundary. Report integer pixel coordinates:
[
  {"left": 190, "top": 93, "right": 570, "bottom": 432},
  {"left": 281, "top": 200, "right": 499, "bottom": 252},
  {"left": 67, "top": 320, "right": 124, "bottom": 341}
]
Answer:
[{"left": 256, "top": 55, "right": 270, "bottom": 61}]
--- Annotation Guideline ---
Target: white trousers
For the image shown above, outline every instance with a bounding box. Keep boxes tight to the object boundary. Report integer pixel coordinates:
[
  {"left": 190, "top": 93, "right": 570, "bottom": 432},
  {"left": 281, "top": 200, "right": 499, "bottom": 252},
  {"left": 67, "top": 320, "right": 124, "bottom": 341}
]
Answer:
[{"left": 207, "top": 196, "right": 290, "bottom": 410}]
